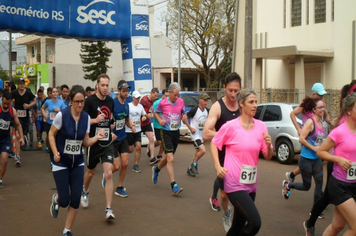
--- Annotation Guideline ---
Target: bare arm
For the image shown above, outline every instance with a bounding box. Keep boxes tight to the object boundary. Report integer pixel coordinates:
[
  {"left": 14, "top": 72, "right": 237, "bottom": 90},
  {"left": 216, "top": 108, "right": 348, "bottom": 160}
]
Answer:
[
  {"left": 290, "top": 106, "right": 303, "bottom": 136},
  {"left": 203, "top": 102, "right": 221, "bottom": 141},
  {"left": 23, "top": 98, "right": 36, "bottom": 110},
  {"left": 262, "top": 132, "right": 273, "bottom": 160},
  {"left": 83, "top": 129, "right": 105, "bottom": 147},
  {"left": 12, "top": 108, "right": 24, "bottom": 146},
  {"left": 317, "top": 137, "right": 352, "bottom": 170},
  {"left": 210, "top": 142, "right": 227, "bottom": 178},
  {"left": 49, "top": 125, "right": 59, "bottom": 158},
  {"left": 41, "top": 104, "right": 48, "bottom": 121}
]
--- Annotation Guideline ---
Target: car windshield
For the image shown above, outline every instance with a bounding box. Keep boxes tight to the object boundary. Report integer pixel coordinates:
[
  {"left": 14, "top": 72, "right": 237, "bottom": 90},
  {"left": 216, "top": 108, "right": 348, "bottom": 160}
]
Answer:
[
  {"left": 292, "top": 105, "right": 303, "bottom": 120},
  {"left": 180, "top": 94, "right": 199, "bottom": 107}
]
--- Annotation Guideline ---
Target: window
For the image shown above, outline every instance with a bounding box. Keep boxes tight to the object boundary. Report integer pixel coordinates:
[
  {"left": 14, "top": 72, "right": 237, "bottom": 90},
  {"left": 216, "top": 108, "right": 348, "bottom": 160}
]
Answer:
[
  {"left": 262, "top": 105, "right": 282, "bottom": 122},
  {"left": 254, "top": 106, "right": 264, "bottom": 120},
  {"left": 31, "top": 46, "right": 35, "bottom": 57},
  {"left": 315, "top": 0, "right": 326, "bottom": 23},
  {"left": 291, "top": 0, "right": 302, "bottom": 27},
  {"left": 180, "top": 94, "right": 199, "bottom": 108}
]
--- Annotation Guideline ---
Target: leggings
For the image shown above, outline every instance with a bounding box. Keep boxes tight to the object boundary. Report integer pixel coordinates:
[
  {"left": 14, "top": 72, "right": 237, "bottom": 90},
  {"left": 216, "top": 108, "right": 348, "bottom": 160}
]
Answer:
[
  {"left": 53, "top": 165, "right": 84, "bottom": 209},
  {"left": 288, "top": 156, "right": 323, "bottom": 205},
  {"left": 227, "top": 191, "right": 260, "bottom": 236}
]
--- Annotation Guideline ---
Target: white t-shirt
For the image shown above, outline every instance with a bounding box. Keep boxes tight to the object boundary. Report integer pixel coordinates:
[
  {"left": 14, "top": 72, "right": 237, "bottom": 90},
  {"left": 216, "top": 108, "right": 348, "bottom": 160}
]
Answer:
[
  {"left": 186, "top": 106, "right": 208, "bottom": 141},
  {"left": 125, "top": 102, "right": 146, "bottom": 133}
]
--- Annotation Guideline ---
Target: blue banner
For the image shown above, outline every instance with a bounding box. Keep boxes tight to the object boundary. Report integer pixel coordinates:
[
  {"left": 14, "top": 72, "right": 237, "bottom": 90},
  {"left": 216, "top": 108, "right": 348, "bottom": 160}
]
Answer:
[
  {"left": 133, "top": 58, "right": 151, "bottom": 81},
  {"left": 0, "top": 0, "right": 131, "bottom": 41}
]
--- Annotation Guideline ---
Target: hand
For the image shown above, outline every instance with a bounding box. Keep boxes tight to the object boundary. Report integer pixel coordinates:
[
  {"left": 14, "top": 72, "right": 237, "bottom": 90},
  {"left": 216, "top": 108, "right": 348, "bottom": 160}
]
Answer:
[
  {"left": 182, "top": 114, "right": 188, "bottom": 123},
  {"left": 190, "top": 127, "right": 196, "bottom": 134},
  {"left": 23, "top": 103, "right": 30, "bottom": 110},
  {"left": 54, "top": 107, "right": 60, "bottom": 112},
  {"left": 337, "top": 157, "right": 352, "bottom": 170},
  {"left": 110, "top": 123, "right": 115, "bottom": 130},
  {"left": 131, "top": 126, "right": 136, "bottom": 133},
  {"left": 263, "top": 132, "right": 272, "bottom": 146},
  {"left": 216, "top": 166, "right": 228, "bottom": 178},
  {"left": 313, "top": 146, "right": 320, "bottom": 152},
  {"left": 111, "top": 132, "right": 117, "bottom": 141},
  {"left": 159, "top": 120, "right": 166, "bottom": 126},
  {"left": 54, "top": 152, "right": 61, "bottom": 163},
  {"left": 142, "top": 116, "right": 147, "bottom": 122},
  {"left": 19, "top": 138, "right": 24, "bottom": 147},
  {"left": 147, "top": 113, "right": 152, "bottom": 119},
  {"left": 96, "top": 128, "right": 105, "bottom": 140},
  {"left": 96, "top": 113, "right": 106, "bottom": 123}
]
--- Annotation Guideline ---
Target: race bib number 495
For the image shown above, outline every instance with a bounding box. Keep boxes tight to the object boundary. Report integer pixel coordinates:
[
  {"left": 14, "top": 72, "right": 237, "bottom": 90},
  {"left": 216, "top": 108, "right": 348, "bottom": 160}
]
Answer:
[{"left": 239, "top": 165, "right": 257, "bottom": 184}]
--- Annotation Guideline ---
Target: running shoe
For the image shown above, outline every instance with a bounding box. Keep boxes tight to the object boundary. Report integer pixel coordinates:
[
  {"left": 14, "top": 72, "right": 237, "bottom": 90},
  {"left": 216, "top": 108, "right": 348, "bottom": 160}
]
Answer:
[
  {"left": 0, "top": 181, "right": 3, "bottom": 189},
  {"left": 146, "top": 145, "right": 150, "bottom": 158},
  {"left": 80, "top": 190, "right": 89, "bottom": 208},
  {"left": 63, "top": 231, "right": 72, "bottom": 236},
  {"left": 132, "top": 164, "right": 141, "bottom": 173},
  {"left": 303, "top": 221, "right": 315, "bottom": 236},
  {"left": 187, "top": 167, "right": 196, "bottom": 177},
  {"left": 172, "top": 183, "right": 183, "bottom": 195},
  {"left": 15, "top": 157, "right": 21, "bottom": 167},
  {"left": 285, "top": 171, "right": 295, "bottom": 183},
  {"left": 282, "top": 180, "right": 291, "bottom": 199},
  {"left": 114, "top": 187, "right": 128, "bottom": 197},
  {"left": 192, "top": 163, "right": 199, "bottom": 175},
  {"left": 50, "top": 193, "right": 59, "bottom": 218},
  {"left": 223, "top": 206, "right": 232, "bottom": 232},
  {"left": 309, "top": 211, "right": 325, "bottom": 219},
  {"left": 101, "top": 173, "right": 106, "bottom": 188},
  {"left": 105, "top": 208, "right": 115, "bottom": 220},
  {"left": 157, "top": 155, "right": 163, "bottom": 160},
  {"left": 9, "top": 151, "right": 15, "bottom": 158},
  {"left": 209, "top": 196, "right": 221, "bottom": 211},
  {"left": 149, "top": 156, "right": 159, "bottom": 165},
  {"left": 152, "top": 166, "right": 159, "bottom": 184}
]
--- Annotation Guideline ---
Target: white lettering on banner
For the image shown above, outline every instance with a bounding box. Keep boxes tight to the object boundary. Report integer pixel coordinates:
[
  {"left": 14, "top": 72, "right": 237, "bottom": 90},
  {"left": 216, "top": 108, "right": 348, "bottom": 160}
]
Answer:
[
  {"left": 122, "top": 44, "right": 129, "bottom": 54},
  {"left": 135, "top": 20, "right": 148, "bottom": 31},
  {"left": 76, "top": 0, "right": 116, "bottom": 25},
  {"left": 137, "top": 64, "right": 151, "bottom": 75},
  {"left": 134, "top": 44, "right": 149, "bottom": 51},
  {"left": 0, "top": 4, "right": 64, "bottom": 21}
]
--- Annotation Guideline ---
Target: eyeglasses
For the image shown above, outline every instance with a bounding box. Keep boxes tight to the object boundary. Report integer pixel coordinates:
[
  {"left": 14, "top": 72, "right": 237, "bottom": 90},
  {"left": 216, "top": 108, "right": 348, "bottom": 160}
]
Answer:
[
  {"left": 72, "top": 100, "right": 84, "bottom": 105},
  {"left": 316, "top": 106, "right": 325, "bottom": 110}
]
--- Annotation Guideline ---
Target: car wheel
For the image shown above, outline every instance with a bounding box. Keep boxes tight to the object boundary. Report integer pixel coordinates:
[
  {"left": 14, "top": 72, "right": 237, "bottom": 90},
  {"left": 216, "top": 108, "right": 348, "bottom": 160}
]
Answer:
[{"left": 276, "top": 139, "right": 294, "bottom": 164}]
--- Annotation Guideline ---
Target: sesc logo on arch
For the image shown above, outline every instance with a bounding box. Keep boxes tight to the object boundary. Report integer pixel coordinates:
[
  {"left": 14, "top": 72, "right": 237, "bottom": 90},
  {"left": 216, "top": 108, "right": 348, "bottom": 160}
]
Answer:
[
  {"left": 76, "top": 0, "right": 116, "bottom": 25},
  {"left": 133, "top": 58, "right": 151, "bottom": 80},
  {"left": 132, "top": 14, "right": 149, "bottom": 37}
]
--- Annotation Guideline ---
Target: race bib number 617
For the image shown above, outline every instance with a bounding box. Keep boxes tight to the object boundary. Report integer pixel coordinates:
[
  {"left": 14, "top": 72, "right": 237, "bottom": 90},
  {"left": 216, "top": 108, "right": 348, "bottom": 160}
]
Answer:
[{"left": 239, "top": 165, "right": 257, "bottom": 184}]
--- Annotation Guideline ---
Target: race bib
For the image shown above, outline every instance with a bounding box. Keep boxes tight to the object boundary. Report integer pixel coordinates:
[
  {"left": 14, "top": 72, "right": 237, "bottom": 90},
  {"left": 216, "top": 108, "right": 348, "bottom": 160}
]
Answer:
[
  {"left": 115, "top": 119, "right": 125, "bottom": 130},
  {"left": 37, "top": 110, "right": 42, "bottom": 116},
  {"left": 347, "top": 162, "right": 356, "bottom": 181},
  {"left": 132, "top": 116, "right": 141, "bottom": 126},
  {"left": 314, "top": 133, "right": 325, "bottom": 147},
  {"left": 17, "top": 110, "right": 26, "bottom": 118},
  {"left": 198, "top": 121, "right": 205, "bottom": 130},
  {"left": 239, "top": 165, "right": 257, "bottom": 184},
  {"left": 49, "top": 112, "right": 57, "bottom": 120},
  {"left": 0, "top": 119, "right": 10, "bottom": 130},
  {"left": 96, "top": 127, "right": 110, "bottom": 141},
  {"left": 170, "top": 120, "right": 180, "bottom": 131},
  {"left": 63, "top": 139, "right": 83, "bottom": 155}
]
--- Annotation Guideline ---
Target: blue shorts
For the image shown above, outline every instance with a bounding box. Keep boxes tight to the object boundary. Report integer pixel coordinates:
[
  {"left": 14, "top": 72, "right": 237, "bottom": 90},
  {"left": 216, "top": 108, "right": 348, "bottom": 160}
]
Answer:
[
  {"left": 0, "top": 138, "right": 12, "bottom": 153},
  {"left": 35, "top": 120, "right": 45, "bottom": 132}
]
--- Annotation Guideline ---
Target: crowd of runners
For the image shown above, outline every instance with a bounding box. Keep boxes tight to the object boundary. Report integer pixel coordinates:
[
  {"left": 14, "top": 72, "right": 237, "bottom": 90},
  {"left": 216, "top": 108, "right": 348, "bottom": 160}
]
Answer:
[{"left": 0, "top": 73, "right": 356, "bottom": 236}]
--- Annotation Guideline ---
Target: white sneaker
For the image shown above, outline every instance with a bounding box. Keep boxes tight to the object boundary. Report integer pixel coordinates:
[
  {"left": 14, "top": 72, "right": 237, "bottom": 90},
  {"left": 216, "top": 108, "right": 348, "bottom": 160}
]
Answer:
[
  {"left": 285, "top": 172, "right": 295, "bottom": 183},
  {"left": 81, "top": 190, "right": 89, "bottom": 208},
  {"left": 105, "top": 208, "right": 115, "bottom": 220},
  {"left": 223, "top": 206, "right": 232, "bottom": 232}
]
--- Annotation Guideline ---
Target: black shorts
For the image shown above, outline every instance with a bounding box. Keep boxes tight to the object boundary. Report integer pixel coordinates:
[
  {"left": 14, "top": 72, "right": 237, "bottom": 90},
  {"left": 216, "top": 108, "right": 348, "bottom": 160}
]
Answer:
[
  {"left": 327, "top": 175, "right": 356, "bottom": 206},
  {"left": 193, "top": 139, "right": 203, "bottom": 149},
  {"left": 154, "top": 128, "right": 162, "bottom": 141},
  {"left": 87, "top": 142, "right": 114, "bottom": 170},
  {"left": 161, "top": 129, "right": 179, "bottom": 154},
  {"left": 113, "top": 138, "right": 129, "bottom": 157},
  {"left": 19, "top": 118, "right": 30, "bottom": 135},
  {"left": 142, "top": 124, "right": 153, "bottom": 133},
  {"left": 126, "top": 132, "right": 142, "bottom": 146},
  {"left": 45, "top": 122, "right": 52, "bottom": 134},
  {"left": 0, "top": 138, "right": 11, "bottom": 153}
]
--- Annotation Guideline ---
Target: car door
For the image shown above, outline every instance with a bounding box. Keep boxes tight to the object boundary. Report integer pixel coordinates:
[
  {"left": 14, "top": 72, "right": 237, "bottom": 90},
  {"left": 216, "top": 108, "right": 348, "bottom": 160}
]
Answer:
[{"left": 261, "top": 105, "right": 282, "bottom": 146}]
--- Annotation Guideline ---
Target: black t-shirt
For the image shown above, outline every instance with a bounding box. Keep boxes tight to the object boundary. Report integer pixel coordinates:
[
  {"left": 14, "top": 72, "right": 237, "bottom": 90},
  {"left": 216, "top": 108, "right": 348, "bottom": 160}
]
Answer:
[
  {"left": 12, "top": 89, "right": 35, "bottom": 120},
  {"left": 84, "top": 94, "right": 114, "bottom": 146}
]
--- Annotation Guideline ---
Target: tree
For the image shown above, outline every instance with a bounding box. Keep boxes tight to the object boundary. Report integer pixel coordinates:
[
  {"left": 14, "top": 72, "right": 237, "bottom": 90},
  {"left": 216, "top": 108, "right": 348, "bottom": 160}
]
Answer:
[
  {"left": 79, "top": 40, "right": 113, "bottom": 81},
  {"left": 0, "top": 65, "right": 9, "bottom": 81},
  {"left": 166, "top": 0, "right": 236, "bottom": 89}
]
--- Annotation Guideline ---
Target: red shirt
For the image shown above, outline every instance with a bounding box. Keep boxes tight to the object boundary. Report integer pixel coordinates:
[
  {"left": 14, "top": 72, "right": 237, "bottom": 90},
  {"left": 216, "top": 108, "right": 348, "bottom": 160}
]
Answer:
[{"left": 140, "top": 95, "right": 154, "bottom": 127}]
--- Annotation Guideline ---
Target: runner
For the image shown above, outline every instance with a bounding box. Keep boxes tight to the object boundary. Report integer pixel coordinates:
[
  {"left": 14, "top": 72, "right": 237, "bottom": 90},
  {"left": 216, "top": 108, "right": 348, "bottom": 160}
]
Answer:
[
  {"left": 153, "top": 89, "right": 169, "bottom": 161},
  {"left": 59, "top": 84, "right": 70, "bottom": 107},
  {"left": 0, "top": 91, "right": 24, "bottom": 188},
  {"left": 11, "top": 77, "right": 36, "bottom": 166},
  {"left": 203, "top": 72, "right": 241, "bottom": 231},
  {"left": 211, "top": 88, "right": 273, "bottom": 235},
  {"left": 81, "top": 74, "right": 116, "bottom": 220},
  {"left": 282, "top": 98, "right": 326, "bottom": 209},
  {"left": 48, "top": 85, "right": 105, "bottom": 236},
  {"left": 317, "top": 92, "right": 356, "bottom": 236},
  {"left": 126, "top": 90, "right": 146, "bottom": 173},
  {"left": 152, "top": 82, "right": 186, "bottom": 195},
  {"left": 32, "top": 89, "right": 45, "bottom": 149},
  {"left": 140, "top": 87, "right": 159, "bottom": 165},
  {"left": 109, "top": 80, "right": 135, "bottom": 198},
  {"left": 182, "top": 92, "right": 210, "bottom": 177},
  {"left": 42, "top": 87, "right": 53, "bottom": 152}
]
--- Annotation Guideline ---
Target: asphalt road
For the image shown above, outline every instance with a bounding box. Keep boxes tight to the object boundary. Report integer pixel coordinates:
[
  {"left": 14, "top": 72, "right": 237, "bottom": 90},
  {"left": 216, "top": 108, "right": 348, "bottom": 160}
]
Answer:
[{"left": 0, "top": 142, "right": 347, "bottom": 236}]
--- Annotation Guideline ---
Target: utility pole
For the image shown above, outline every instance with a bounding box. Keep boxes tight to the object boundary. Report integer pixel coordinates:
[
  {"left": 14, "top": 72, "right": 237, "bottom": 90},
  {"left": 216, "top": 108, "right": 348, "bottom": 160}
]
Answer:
[
  {"left": 177, "top": 0, "right": 181, "bottom": 86},
  {"left": 244, "top": 0, "right": 253, "bottom": 88},
  {"left": 8, "top": 32, "right": 12, "bottom": 81}
]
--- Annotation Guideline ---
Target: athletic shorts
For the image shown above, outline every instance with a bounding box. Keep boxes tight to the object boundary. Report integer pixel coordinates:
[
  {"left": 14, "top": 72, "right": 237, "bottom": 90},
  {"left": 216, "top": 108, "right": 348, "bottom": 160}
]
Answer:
[
  {"left": 193, "top": 139, "right": 203, "bottom": 149},
  {"left": 35, "top": 120, "right": 45, "bottom": 132},
  {"left": 113, "top": 138, "right": 129, "bottom": 157},
  {"left": 45, "top": 122, "right": 52, "bottom": 134},
  {"left": 328, "top": 175, "right": 356, "bottom": 206},
  {"left": 87, "top": 142, "right": 114, "bottom": 170},
  {"left": 161, "top": 129, "right": 180, "bottom": 154},
  {"left": 19, "top": 118, "right": 30, "bottom": 135},
  {"left": 126, "top": 132, "right": 142, "bottom": 146},
  {"left": 0, "top": 138, "right": 11, "bottom": 153},
  {"left": 142, "top": 124, "right": 153, "bottom": 133},
  {"left": 154, "top": 128, "right": 162, "bottom": 141}
]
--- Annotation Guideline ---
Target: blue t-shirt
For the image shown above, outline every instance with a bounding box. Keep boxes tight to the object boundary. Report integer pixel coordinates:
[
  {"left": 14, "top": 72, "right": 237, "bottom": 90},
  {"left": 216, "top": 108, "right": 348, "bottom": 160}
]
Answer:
[
  {"left": 153, "top": 98, "right": 162, "bottom": 129},
  {"left": 44, "top": 99, "right": 66, "bottom": 124},
  {"left": 112, "top": 97, "right": 129, "bottom": 141},
  {"left": 34, "top": 98, "right": 45, "bottom": 121}
]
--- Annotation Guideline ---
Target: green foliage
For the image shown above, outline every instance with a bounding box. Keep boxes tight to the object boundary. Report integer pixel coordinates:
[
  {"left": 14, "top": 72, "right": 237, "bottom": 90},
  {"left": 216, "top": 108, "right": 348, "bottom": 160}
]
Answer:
[
  {"left": 0, "top": 65, "right": 9, "bottom": 81},
  {"left": 79, "top": 40, "right": 113, "bottom": 81}
]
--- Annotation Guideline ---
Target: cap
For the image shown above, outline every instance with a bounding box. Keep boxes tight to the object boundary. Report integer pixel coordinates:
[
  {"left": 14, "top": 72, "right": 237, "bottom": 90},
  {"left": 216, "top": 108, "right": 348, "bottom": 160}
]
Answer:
[
  {"left": 18, "top": 77, "right": 25, "bottom": 84},
  {"left": 132, "top": 90, "right": 141, "bottom": 98},
  {"left": 199, "top": 92, "right": 210, "bottom": 100},
  {"left": 118, "top": 82, "right": 131, "bottom": 89},
  {"left": 311, "top": 83, "right": 327, "bottom": 95}
]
